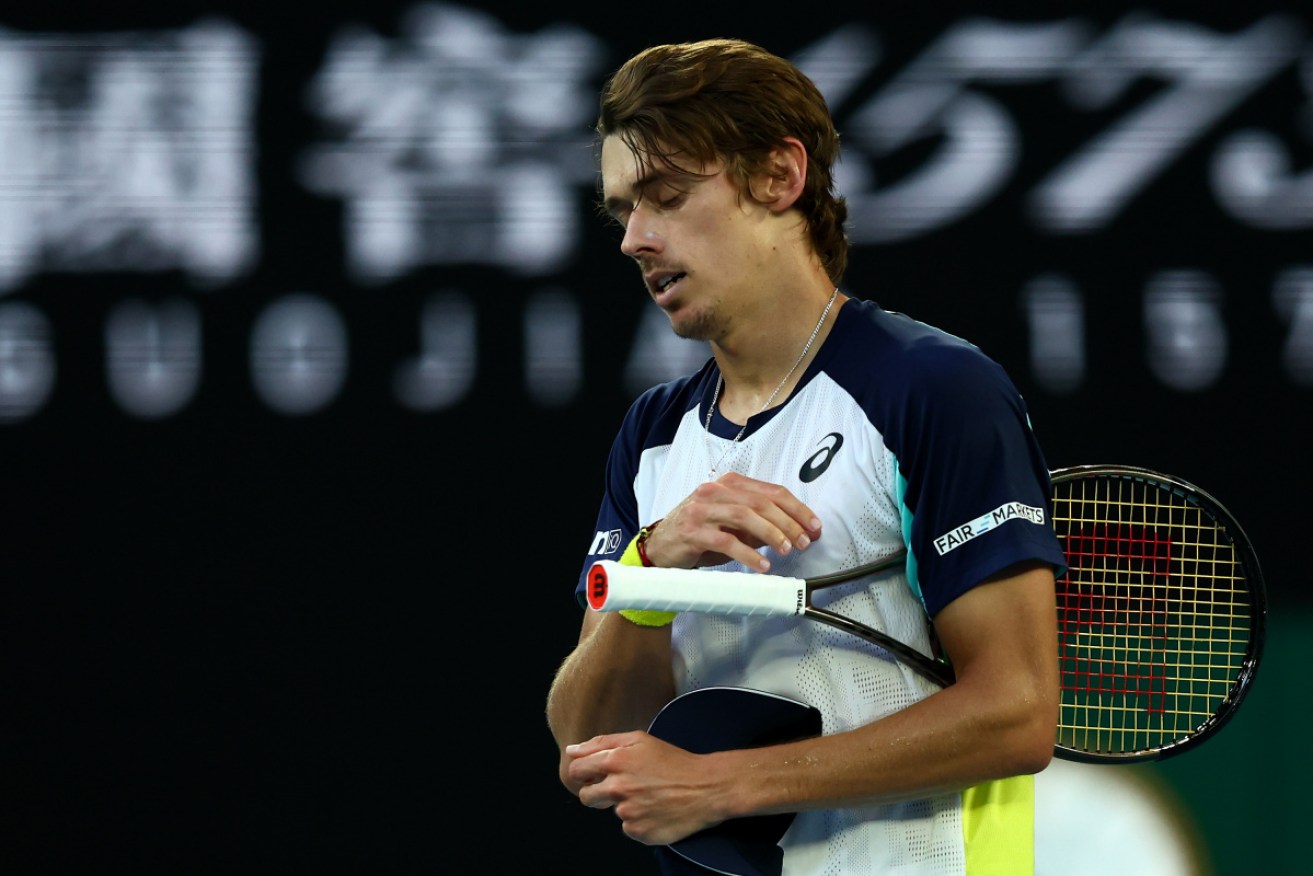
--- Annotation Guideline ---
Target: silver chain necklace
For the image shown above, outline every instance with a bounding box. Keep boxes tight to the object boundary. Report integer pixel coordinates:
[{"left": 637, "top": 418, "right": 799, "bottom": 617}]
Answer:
[{"left": 704, "top": 287, "right": 839, "bottom": 480}]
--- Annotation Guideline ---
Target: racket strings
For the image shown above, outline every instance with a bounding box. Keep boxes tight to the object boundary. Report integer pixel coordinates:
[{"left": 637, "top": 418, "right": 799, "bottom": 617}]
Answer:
[{"left": 1051, "top": 474, "right": 1253, "bottom": 757}]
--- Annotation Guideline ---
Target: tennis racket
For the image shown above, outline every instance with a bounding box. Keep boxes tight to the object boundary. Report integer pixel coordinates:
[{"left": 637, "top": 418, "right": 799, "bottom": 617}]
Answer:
[{"left": 587, "top": 464, "right": 1266, "bottom": 764}]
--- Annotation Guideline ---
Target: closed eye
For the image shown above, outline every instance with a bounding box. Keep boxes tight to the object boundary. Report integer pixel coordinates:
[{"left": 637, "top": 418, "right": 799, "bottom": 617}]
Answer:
[{"left": 652, "top": 190, "right": 687, "bottom": 211}]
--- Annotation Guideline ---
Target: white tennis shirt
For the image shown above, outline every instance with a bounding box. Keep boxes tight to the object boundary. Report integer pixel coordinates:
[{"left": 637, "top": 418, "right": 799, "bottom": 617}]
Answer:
[{"left": 576, "top": 297, "right": 1067, "bottom": 875}]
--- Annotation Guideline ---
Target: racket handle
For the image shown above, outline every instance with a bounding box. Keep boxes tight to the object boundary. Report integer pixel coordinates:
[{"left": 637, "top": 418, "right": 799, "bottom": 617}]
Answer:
[{"left": 587, "top": 560, "right": 805, "bottom": 617}]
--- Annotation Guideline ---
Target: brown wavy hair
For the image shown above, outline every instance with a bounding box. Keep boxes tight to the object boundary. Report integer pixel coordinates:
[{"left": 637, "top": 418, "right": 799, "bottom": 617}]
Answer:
[{"left": 597, "top": 38, "right": 849, "bottom": 284}]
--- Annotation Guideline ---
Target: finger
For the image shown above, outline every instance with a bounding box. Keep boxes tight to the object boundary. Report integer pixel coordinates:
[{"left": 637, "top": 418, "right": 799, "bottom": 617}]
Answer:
[
  {"left": 725, "top": 474, "right": 824, "bottom": 540},
  {"left": 699, "top": 526, "right": 775, "bottom": 571},
  {"left": 655, "top": 477, "right": 824, "bottom": 570},
  {"left": 566, "top": 749, "right": 612, "bottom": 788},
  {"left": 665, "top": 509, "right": 785, "bottom": 571},
  {"left": 565, "top": 733, "right": 623, "bottom": 759},
  {"left": 577, "top": 781, "right": 615, "bottom": 810},
  {"left": 701, "top": 481, "right": 822, "bottom": 563}
]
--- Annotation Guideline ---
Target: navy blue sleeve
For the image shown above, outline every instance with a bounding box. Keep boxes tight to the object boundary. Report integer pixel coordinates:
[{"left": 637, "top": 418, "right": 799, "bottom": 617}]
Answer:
[
  {"left": 887, "top": 340, "right": 1066, "bottom": 617},
  {"left": 572, "top": 412, "right": 643, "bottom": 608},
  {"left": 570, "top": 375, "right": 699, "bottom": 608}
]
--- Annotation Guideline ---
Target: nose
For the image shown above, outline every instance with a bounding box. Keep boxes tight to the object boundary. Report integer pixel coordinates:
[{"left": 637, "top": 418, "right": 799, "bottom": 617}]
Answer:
[{"left": 620, "top": 212, "right": 662, "bottom": 259}]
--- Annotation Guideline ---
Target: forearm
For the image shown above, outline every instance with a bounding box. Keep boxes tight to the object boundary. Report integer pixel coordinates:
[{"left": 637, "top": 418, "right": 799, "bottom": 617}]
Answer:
[
  {"left": 564, "top": 665, "right": 1057, "bottom": 848},
  {"left": 546, "top": 611, "right": 676, "bottom": 786},
  {"left": 711, "top": 565, "right": 1059, "bottom": 819},
  {"left": 710, "top": 672, "right": 1055, "bottom": 821}
]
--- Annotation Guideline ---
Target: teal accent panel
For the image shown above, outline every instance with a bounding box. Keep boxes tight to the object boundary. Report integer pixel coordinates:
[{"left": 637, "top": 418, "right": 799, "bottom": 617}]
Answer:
[{"left": 896, "top": 468, "right": 924, "bottom": 608}]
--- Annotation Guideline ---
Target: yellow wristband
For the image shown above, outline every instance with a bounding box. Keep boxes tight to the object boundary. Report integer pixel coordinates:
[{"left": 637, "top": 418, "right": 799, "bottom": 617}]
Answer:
[
  {"left": 618, "top": 533, "right": 645, "bottom": 567},
  {"left": 619, "top": 608, "right": 678, "bottom": 627},
  {"left": 617, "top": 529, "right": 676, "bottom": 627}
]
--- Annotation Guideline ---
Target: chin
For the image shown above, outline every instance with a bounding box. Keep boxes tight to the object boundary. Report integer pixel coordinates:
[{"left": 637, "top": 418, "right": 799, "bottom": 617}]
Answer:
[
  {"left": 669, "top": 313, "right": 716, "bottom": 342},
  {"left": 664, "top": 302, "right": 718, "bottom": 342}
]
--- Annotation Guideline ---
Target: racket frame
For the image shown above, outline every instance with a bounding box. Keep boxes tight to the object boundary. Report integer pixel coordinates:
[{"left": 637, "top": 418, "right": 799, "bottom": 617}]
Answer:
[{"left": 1047, "top": 464, "right": 1266, "bottom": 762}]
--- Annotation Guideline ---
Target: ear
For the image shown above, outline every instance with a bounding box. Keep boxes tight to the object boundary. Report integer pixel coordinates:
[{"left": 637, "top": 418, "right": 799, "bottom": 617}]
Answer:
[{"left": 750, "top": 137, "right": 808, "bottom": 213}]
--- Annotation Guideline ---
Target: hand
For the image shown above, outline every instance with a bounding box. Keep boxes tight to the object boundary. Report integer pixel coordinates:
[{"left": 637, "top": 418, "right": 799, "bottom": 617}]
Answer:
[
  {"left": 566, "top": 731, "right": 729, "bottom": 846},
  {"left": 644, "top": 472, "right": 822, "bottom": 571}
]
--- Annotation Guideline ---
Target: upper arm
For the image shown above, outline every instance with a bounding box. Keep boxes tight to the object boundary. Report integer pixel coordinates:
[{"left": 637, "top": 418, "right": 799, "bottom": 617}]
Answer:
[{"left": 933, "top": 561, "right": 1060, "bottom": 734}]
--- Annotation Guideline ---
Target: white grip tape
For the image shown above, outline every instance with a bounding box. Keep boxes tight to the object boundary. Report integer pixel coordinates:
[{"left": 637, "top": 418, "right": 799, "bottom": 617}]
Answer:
[{"left": 587, "top": 560, "right": 805, "bottom": 617}]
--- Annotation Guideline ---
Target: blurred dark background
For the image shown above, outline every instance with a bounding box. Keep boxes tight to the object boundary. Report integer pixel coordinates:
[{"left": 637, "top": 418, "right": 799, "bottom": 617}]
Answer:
[{"left": 1, "top": 1, "right": 1306, "bottom": 872}]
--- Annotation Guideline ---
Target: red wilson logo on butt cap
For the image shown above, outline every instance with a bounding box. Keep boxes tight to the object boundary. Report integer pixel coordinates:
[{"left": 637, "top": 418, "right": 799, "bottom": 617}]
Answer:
[{"left": 587, "top": 563, "right": 609, "bottom": 610}]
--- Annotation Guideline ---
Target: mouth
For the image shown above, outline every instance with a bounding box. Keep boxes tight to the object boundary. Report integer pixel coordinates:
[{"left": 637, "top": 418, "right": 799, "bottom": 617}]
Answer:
[{"left": 648, "top": 271, "right": 687, "bottom": 304}]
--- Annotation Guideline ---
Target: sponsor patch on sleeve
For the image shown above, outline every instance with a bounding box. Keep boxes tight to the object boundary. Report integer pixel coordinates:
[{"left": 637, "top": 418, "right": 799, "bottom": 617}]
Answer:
[
  {"left": 588, "top": 528, "right": 623, "bottom": 556},
  {"left": 933, "top": 502, "right": 1046, "bottom": 556}
]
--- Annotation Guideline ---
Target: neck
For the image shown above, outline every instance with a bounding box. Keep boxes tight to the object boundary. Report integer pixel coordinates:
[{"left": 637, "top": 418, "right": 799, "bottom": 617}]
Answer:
[{"left": 711, "top": 285, "right": 842, "bottom": 423}]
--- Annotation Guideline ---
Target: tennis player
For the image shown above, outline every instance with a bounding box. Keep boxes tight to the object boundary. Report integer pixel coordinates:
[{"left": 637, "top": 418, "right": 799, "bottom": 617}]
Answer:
[{"left": 546, "top": 38, "right": 1068, "bottom": 875}]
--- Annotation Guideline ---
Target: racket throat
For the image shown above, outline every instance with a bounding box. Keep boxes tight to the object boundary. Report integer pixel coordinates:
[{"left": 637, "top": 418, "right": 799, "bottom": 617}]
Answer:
[{"left": 806, "top": 605, "right": 955, "bottom": 687}]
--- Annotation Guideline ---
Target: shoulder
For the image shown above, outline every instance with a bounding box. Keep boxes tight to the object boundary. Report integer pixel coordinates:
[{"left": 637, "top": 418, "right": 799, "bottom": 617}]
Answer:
[
  {"left": 846, "top": 299, "right": 1000, "bottom": 367},
  {"left": 827, "top": 298, "right": 1021, "bottom": 412},
  {"left": 614, "top": 359, "right": 714, "bottom": 450}
]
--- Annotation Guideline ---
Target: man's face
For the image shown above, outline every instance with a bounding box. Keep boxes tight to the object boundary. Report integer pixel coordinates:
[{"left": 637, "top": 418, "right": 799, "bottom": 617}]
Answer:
[{"left": 600, "top": 135, "right": 774, "bottom": 342}]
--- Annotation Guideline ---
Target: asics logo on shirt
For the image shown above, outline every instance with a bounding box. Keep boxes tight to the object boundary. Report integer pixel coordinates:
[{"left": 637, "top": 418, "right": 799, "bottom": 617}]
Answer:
[{"left": 799, "top": 432, "right": 844, "bottom": 483}]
